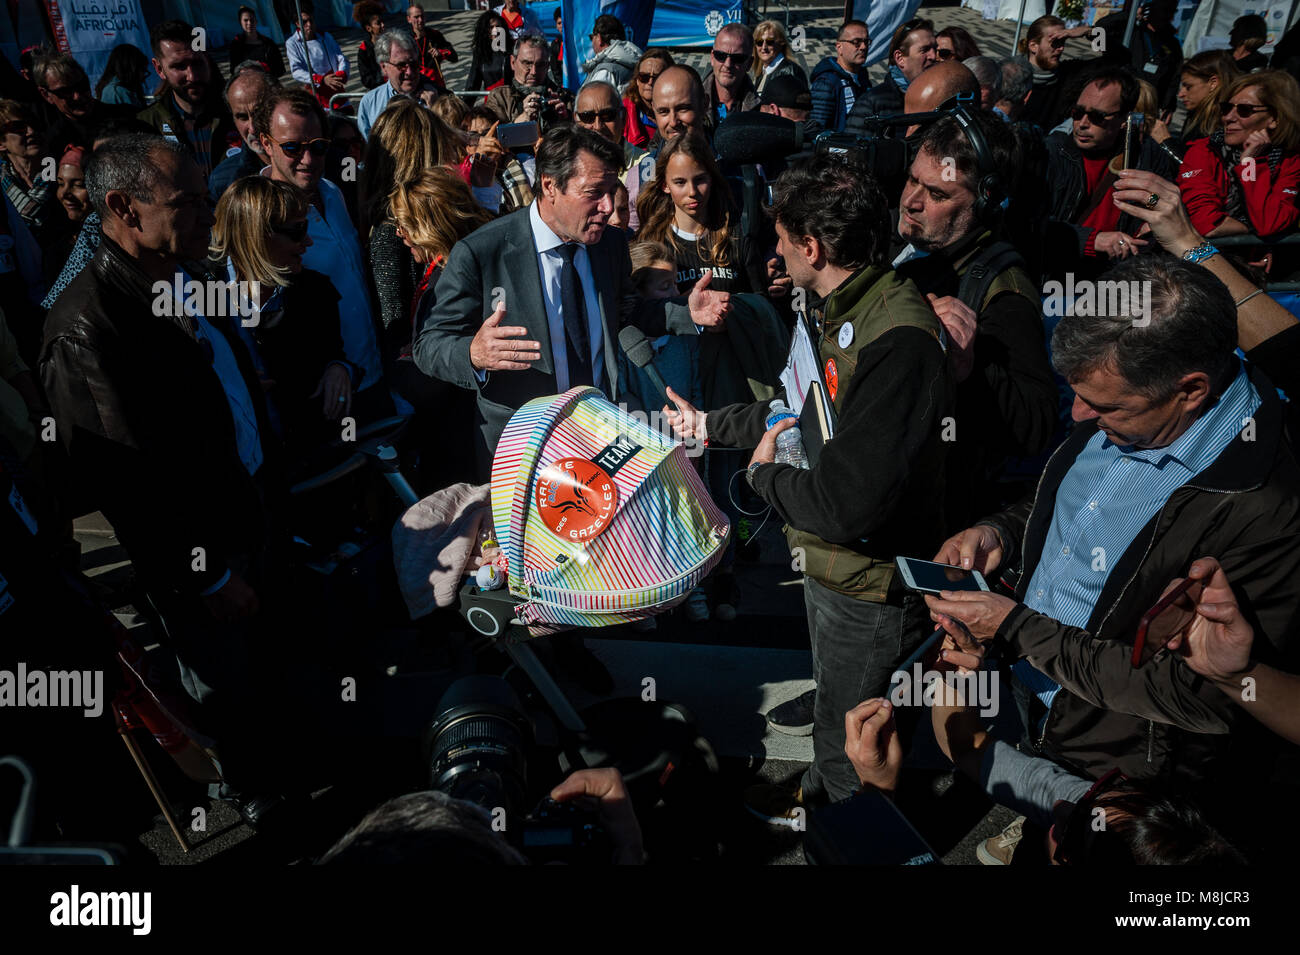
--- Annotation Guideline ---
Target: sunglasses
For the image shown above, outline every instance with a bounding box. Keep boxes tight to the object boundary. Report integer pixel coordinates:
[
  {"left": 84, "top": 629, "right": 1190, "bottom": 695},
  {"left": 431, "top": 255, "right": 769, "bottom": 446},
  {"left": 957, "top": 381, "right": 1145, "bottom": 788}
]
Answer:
[
  {"left": 937, "top": 47, "right": 955, "bottom": 60},
  {"left": 44, "top": 79, "right": 90, "bottom": 99},
  {"left": 268, "top": 135, "right": 330, "bottom": 158},
  {"left": 636, "top": 70, "right": 662, "bottom": 84},
  {"left": 1071, "top": 104, "right": 1121, "bottom": 125},
  {"left": 576, "top": 108, "right": 619, "bottom": 124},
  {"left": 756, "top": 39, "right": 780, "bottom": 49},
  {"left": 711, "top": 49, "right": 748, "bottom": 65},
  {"left": 1052, "top": 768, "right": 1125, "bottom": 865},
  {"left": 1221, "top": 101, "right": 1272, "bottom": 118},
  {"left": 0, "top": 122, "right": 30, "bottom": 136},
  {"left": 270, "top": 220, "right": 309, "bottom": 242}
]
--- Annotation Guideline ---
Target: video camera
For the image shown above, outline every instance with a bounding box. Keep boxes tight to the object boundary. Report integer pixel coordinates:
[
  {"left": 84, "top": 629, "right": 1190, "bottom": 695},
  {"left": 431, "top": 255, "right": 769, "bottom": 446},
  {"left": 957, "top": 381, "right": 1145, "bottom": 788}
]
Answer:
[{"left": 423, "top": 675, "right": 612, "bottom": 865}]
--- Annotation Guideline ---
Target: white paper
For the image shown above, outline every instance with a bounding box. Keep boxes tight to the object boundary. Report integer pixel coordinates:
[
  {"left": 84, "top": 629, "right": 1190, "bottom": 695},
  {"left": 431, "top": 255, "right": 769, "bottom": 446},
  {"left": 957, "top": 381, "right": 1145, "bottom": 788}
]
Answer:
[{"left": 780, "top": 316, "right": 822, "bottom": 417}]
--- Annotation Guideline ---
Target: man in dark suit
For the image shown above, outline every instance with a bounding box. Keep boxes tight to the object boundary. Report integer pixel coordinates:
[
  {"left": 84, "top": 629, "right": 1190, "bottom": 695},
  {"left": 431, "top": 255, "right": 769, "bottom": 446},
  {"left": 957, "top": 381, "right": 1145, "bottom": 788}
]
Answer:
[{"left": 414, "top": 124, "right": 730, "bottom": 472}]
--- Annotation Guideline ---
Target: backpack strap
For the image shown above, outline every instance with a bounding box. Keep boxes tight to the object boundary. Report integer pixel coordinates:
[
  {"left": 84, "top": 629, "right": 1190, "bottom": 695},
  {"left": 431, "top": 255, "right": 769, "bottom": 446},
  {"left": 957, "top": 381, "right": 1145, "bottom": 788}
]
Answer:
[{"left": 957, "top": 240, "right": 1028, "bottom": 313}]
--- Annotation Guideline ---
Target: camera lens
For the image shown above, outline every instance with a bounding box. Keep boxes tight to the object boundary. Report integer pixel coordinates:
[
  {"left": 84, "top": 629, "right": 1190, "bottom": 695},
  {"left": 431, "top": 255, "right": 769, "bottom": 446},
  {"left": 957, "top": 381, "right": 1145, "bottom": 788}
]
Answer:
[{"left": 425, "top": 676, "right": 532, "bottom": 820}]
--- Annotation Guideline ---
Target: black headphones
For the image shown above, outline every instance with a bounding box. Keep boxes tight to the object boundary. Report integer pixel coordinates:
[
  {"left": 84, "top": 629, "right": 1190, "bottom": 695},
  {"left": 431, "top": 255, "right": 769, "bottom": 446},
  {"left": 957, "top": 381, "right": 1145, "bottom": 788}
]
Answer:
[{"left": 950, "top": 103, "right": 1007, "bottom": 223}]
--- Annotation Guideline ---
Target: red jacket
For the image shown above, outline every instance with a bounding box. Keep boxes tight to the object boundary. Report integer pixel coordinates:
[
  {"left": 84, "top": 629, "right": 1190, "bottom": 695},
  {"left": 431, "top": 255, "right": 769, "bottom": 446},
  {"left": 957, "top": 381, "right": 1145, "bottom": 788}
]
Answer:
[
  {"left": 1179, "top": 137, "right": 1300, "bottom": 239},
  {"left": 623, "top": 97, "right": 653, "bottom": 149}
]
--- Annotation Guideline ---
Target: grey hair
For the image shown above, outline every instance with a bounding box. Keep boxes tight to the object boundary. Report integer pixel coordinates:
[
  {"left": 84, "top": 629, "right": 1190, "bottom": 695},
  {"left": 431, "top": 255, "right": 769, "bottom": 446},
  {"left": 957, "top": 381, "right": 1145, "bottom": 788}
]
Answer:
[
  {"left": 33, "top": 52, "right": 86, "bottom": 89},
  {"left": 514, "top": 34, "right": 548, "bottom": 55},
  {"left": 376, "top": 27, "right": 416, "bottom": 65},
  {"left": 999, "top": 57, "right": 1033, "bottom": 104},
  {"left": 317, "top": 791, "right": 527, "bottom": 865},
  {"left": 715, "top": 22, "right": 753, "bottom": 48},
  {"left": 964, "top": 55, "right": 1002, "bottom": 101},
  {"left": 86, "top": 134, "right": 189, "bottom": 220},
  {"left": 225, "top": 60, "right": 277, "bottom": 99},
  {"left": 577, "top": 80, "right": 623, "bottom": 108},
  {"left": 1050, "top": 255, "right": 1239, "bottom": 400}
]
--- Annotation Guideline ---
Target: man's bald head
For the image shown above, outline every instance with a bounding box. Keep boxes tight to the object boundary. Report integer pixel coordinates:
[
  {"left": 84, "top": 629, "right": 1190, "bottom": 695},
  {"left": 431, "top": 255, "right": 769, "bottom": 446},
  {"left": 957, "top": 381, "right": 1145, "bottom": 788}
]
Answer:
[
  {"left": 651, "top": 65, "right": 706, "bottom": 139},
  {"left": 903, "top": 60, "right": 979, "bottom": 114}
]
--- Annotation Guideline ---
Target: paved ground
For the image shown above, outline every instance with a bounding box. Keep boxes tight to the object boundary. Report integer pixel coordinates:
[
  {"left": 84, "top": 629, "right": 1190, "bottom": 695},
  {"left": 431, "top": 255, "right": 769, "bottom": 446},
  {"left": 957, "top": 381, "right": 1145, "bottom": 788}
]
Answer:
[{"left": 80, "top": 2, "right": 1056, "bottom": 866}]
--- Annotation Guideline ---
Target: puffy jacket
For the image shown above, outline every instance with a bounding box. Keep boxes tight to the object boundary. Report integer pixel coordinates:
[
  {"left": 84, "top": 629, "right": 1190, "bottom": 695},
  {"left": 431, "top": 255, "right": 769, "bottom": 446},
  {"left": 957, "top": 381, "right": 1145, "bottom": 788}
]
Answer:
[
  {"left": 981, "top": 364, "right": 1300, "bottom": 785},
  {"left": 583, "top": 39, "right": 642, "bottom": 90},
  {"left": 1179, "top": 137, "right": 1300, "bottom": 239},
  {"left": 809, "top": 56, "right": 867, "bottom": 133},
  {"left": 846, "top": 70, "right": 903, "bottom": 136},
  {"left": 38, "top": 237, "right": 282, "bottom": 597}
]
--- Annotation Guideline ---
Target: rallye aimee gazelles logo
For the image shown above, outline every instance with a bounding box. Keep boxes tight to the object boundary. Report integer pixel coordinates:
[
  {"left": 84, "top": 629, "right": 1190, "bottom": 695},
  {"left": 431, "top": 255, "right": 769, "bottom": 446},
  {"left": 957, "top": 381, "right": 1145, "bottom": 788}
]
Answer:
[{"left": 535, "top": 457, "right": 618, "bottom": 542}]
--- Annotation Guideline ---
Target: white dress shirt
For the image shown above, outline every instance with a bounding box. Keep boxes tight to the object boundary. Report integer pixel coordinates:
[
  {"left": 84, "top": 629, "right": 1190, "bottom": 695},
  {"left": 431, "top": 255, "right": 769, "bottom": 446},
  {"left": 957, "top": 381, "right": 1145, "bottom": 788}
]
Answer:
[{"left": 528, "top": 201, "right": 605, "bottom": 393}]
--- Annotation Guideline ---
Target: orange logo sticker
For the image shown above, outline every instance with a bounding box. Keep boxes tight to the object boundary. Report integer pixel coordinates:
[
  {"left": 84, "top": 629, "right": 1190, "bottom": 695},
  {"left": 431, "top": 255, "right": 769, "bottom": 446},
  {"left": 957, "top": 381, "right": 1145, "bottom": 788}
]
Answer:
[
  {"left": 535, "top": 457, "right": 618, "bottom": 542},
  {"left": 825, "top": 358, "right": 838, "bottom": 402}
]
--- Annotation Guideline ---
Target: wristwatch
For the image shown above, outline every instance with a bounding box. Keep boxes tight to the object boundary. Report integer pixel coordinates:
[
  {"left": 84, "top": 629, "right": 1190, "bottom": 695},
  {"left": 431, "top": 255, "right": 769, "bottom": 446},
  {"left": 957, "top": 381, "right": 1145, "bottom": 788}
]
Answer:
[
  {"left": 745, "top": 461, "right": 763, "bottom": 488},
  {"left": 1182, "top": 241, "right": 1219, "bottom": 265}
]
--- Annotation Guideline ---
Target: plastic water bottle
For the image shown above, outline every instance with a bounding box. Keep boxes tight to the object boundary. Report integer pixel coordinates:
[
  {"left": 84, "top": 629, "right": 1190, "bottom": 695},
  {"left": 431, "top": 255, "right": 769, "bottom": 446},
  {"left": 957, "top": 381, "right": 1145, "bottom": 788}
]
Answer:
[{"left": 765, "top": 400, "right": 809, "bottom": 469}]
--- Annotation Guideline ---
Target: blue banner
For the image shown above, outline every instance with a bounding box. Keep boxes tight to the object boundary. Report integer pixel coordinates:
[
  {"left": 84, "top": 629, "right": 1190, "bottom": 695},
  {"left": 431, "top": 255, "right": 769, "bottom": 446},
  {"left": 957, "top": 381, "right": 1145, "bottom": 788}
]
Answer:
[
  {"left": 559, "top": 0, "right": 656, "bottom": 89},
  {"left": 846, "top": 0, "right": 925, "bottom": 69},
  {"left": 49, "top": 0, "right": 151, "bottom": 89}
]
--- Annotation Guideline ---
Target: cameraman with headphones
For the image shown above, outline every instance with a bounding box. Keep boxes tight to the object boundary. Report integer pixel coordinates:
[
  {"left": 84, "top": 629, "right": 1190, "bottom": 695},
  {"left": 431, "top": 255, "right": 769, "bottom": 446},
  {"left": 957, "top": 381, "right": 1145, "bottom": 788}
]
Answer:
[{"left": 894, "top": 109, "right": 1058, "bottom": 528}]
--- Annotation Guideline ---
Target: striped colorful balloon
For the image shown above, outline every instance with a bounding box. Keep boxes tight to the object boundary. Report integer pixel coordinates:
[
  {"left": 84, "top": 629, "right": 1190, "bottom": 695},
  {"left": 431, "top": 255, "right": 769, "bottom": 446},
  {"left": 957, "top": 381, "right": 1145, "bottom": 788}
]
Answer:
[{"left": 491, "top": 387, "right": 729, "bottom": 636}]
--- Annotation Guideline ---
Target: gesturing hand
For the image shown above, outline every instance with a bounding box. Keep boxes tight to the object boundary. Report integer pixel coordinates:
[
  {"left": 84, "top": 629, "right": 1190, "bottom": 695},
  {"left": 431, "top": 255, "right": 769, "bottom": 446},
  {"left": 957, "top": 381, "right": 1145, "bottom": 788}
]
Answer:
[
  {"left": 926, "top": 293, "right": 977, "bottom": 384},
  {"left": 1113, "top": 169, "right": 1202, "bottom": 257},
  {"left": 662, "top": 385, "right": 708, "bottom": 444},
  {"left": 1164, "top": 557, "right": 1256, "bottom": 683},
  {"left": 1094, "top": 230, "right": 1147, "bottom": 260},
  {"left": 687, "top": 271, "right": 730, "bottom": 331},
  {"left": 469, "top": 300, "right": 542, "bottom": 372}
]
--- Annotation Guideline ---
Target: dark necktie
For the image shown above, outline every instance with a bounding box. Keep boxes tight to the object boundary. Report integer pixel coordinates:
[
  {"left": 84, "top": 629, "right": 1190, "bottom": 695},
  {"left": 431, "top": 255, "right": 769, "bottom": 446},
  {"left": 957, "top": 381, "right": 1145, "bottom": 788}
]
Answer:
[{"left": 557, "top": 243, "right": 593, "bottom": 388}]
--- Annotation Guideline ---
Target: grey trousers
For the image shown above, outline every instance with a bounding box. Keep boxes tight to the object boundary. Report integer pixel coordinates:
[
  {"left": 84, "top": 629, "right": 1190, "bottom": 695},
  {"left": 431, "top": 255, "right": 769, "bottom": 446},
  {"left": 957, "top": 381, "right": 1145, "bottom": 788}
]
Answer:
[{"left": 800, "top": 577, "right": 931, "bottom": 803}]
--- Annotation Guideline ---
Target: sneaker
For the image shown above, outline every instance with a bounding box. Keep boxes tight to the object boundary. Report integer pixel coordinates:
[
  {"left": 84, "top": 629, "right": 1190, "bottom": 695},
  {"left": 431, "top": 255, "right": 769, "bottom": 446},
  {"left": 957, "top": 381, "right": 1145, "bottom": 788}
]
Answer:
[
  {"left": 765, "top": 688, "right": 815, "bottom": 736},
  {"left": 744, "top": 779, "right": 805, "bottom": 827},
  {"left": 977, "top": 815, "right": 1025, "bottom": 865},
  {"left": 683, "top": 586, "right": 710, "bottom": 622}
]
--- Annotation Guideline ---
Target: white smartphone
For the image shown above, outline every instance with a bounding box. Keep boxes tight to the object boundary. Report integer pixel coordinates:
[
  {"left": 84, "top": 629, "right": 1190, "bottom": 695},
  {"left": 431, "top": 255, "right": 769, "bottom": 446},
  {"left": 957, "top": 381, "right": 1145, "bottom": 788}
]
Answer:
[{"left": 894, "top": 556, "right": 989, "bottom": 595}]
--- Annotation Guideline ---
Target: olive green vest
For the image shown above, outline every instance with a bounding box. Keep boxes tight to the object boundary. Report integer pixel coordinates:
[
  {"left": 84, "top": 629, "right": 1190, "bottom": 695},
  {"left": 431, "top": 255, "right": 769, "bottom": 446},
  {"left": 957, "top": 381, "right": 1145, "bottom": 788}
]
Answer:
[{"left": 785, "top": 265, "right": 946, "bottom": 601}]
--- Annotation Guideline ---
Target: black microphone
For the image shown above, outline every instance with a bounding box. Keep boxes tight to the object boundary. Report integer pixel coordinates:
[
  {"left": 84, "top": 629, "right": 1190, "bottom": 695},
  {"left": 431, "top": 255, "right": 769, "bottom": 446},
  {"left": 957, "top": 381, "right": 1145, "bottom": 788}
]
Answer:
[
  {"left": 618, "top": 326, "right": 670, "bottom": 408},
  {"left": 714, "top": 112, "right": 805, "bottom": 166}
]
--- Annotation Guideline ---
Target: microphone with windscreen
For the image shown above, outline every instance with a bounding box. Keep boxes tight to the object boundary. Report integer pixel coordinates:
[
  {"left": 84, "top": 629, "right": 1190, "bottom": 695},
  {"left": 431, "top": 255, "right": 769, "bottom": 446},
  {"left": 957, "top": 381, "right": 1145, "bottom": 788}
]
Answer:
[
  {"left": 714, "top": 112, "right": 805, "bottom": 166},
  {"left": 618, "top": 326, "right": 670, "bottom": 409}
]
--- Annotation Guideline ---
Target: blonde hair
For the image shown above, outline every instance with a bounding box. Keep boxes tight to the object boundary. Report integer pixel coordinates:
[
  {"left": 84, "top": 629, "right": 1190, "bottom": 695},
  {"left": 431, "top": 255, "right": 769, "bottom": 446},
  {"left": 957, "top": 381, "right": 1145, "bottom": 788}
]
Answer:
[
  {"left": 629, "top": 239, "right": 674, "bottom": 290},
  {"left": 1221, "top": 70, "right": 1300, "bottom": 152},
  {"left": 360, "top": 96, "right": 465, "bottom": 235},
  {"left": 210, "top": 177, "right": 309, "bottom": 288},
  {"left": 429, "top": 92, "right": 469, "bottom": 128},
  {"left": 751, "top": 20, "right": 791, "bottom": 81},
  {"left": 388, "top": 166, "right": 493, "bottom": 261},
  {"left": 1181, "top": 50, "right": 1238, "bottom": 137},
  {"left": 1135, "top": 78, "right": 1160, "bottom": 128}
]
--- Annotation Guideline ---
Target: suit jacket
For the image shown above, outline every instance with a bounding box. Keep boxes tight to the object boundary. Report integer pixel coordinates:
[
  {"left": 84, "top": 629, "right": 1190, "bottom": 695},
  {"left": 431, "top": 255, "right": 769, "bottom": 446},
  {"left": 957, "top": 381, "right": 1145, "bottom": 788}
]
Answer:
[{"left": 413, "top": 207, "right": 697, "bottom": 464}]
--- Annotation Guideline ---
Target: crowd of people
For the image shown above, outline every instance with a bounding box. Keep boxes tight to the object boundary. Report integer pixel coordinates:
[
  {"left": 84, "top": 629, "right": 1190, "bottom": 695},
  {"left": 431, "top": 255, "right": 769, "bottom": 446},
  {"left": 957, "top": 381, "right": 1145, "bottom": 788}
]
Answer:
[{"left": 3, "top": 1, "right": 1300, "bottom": 867}]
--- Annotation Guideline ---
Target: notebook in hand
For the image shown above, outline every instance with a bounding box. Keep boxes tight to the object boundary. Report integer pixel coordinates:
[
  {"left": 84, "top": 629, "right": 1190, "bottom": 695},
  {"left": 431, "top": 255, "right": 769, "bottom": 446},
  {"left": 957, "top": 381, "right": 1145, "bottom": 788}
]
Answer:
[{"left": 799, "top": 380, "right": 836, "bottom": 470}]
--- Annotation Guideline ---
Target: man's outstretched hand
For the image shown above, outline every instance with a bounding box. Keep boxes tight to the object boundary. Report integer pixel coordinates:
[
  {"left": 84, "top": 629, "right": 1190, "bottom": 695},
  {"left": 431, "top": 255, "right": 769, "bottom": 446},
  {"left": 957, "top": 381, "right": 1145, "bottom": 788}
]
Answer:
[
  {"left": 469, "top": 300, "right": 542, "bottom": 372},
  {"left": 662, "top": 385, "right": 708, "bottom": 444},
  {"left": 687, "top": 271, "right": 730, "bottom": 331}
]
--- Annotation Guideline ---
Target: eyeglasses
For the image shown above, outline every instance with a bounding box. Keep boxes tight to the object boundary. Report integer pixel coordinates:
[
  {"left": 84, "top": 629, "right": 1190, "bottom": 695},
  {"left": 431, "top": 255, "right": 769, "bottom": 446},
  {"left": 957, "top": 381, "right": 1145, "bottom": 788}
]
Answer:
[
  {"left": 267, "top": 135, "right": 330, "bottom": 158},
  {"left": 1221, "top": 101, "right": 1272, "bottom": 118},
  {"left": 576, "top": 108, "right": 619, "bottom": 124},
  {"left": 270, "top": 220, "right": 309, "bottom": 242},
  {"left": 837, "top": 36, "right": 869, "bottom": 47},
  {"left": 711, "top": 49, "right": 748, "bottom": 65},
  {"left": 1052, "top": 768, "right": 1125, "bottom": 865},
  {"left": 636, "top": 70, "right": 662, "bottom": 84},
  {"left": 43, "top": 79, "right": 90, "bottom": 99},
  {"left": 387, "top": 59, "right": 416, "bottom": 72},
  {"left": 1071, "top": 104, "right": 1121, "bottom": 125}
]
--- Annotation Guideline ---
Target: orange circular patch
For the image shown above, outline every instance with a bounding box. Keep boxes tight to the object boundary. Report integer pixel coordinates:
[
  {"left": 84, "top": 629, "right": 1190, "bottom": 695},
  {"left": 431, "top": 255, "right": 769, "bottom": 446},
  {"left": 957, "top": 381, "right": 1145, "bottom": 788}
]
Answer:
[
  {"left": 535, "top": 457, "right": 618, "bottom": 542},
  {"left": 825, "top": 358, "right": 838, "bottom": 402}
]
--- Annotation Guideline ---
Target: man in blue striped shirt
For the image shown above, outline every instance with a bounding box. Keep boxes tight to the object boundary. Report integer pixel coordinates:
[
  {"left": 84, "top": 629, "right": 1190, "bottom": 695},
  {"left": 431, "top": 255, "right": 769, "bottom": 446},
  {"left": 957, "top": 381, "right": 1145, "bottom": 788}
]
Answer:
[{"left": 927, "top": 254, "right": 1300, "bottom": 798}]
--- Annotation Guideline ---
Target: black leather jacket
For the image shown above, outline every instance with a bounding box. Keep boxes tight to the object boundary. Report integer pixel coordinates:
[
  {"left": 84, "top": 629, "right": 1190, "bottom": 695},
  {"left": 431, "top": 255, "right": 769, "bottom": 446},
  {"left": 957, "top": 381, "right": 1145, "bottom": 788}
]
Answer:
[{"left": 39, "top": 236, "right": 281, "bottom": 596}]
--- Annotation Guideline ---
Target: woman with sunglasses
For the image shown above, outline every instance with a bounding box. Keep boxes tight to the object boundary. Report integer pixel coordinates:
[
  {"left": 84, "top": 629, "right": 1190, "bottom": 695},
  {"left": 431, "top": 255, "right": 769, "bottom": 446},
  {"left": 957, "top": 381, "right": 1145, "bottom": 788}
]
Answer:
[
  {"left": 1179, "top": 70, "right": 1300, "bottom": 240},
  {"left": 750, "top": 20, "right": 806, "bottom": 94},
  {"left": 0, "top": 100, "right": 55, "bottom": 238},
  {"left": 622, "top": 48, "right": 674, "bottom": 148},
  {"left": 936, "top": 26, "right": 980, "bottom": 64},
  {"left": 1019, "top": 16, "right": 1095, "bottom": 130},
  {"left": 211, "top": 177, "right": 356, "bottom": 468}
]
